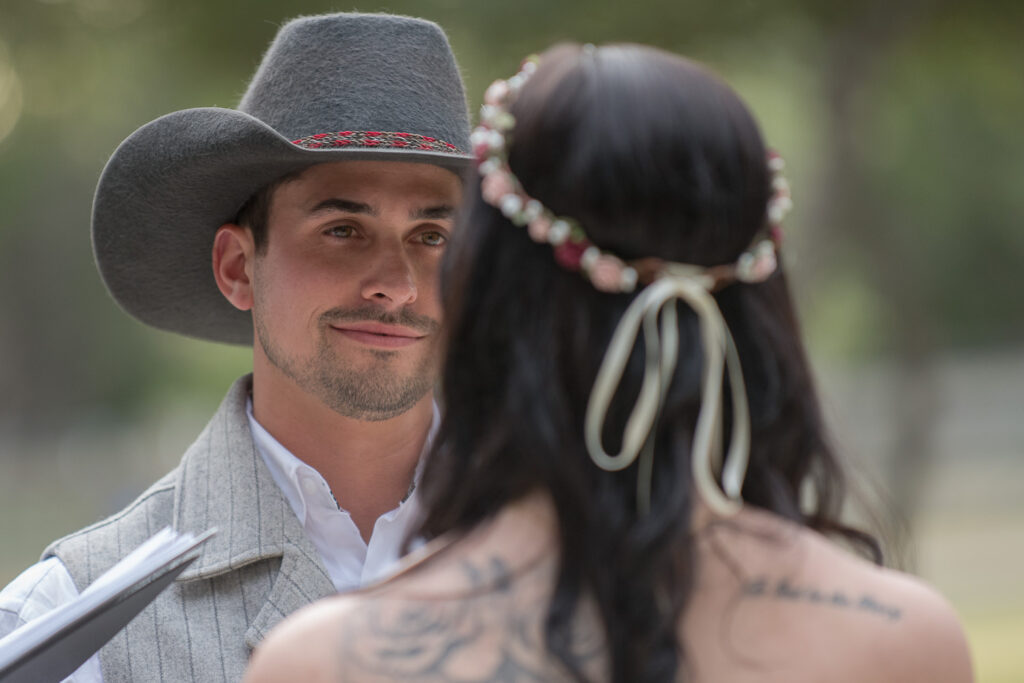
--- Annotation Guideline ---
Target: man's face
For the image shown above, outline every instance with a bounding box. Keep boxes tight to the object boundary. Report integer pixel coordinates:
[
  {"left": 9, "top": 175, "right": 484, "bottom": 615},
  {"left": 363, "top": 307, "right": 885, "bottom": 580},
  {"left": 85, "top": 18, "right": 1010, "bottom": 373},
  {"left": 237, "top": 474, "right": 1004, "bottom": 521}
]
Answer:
[{"left": 250, "top": 160, "right": 461, "bottom": 421}]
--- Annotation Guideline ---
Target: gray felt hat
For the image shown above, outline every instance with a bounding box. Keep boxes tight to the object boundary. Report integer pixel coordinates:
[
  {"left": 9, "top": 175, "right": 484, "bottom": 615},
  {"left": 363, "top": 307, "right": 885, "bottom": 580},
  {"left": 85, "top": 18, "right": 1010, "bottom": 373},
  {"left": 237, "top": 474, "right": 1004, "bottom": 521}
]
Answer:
[{"left": 92, "top": 13, "right": 472, "bottom": 345}]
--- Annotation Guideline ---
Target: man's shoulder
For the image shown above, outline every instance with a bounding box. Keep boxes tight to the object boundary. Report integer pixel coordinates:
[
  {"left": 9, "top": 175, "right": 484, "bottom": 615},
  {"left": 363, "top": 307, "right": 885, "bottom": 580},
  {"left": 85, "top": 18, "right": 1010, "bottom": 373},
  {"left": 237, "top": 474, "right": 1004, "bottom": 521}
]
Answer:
[
  {"left": 42, "top": 468, "right": 181, "bottom": 585},
  {"left": 44, "top": 375, "right": 257, "bottom": 578}
]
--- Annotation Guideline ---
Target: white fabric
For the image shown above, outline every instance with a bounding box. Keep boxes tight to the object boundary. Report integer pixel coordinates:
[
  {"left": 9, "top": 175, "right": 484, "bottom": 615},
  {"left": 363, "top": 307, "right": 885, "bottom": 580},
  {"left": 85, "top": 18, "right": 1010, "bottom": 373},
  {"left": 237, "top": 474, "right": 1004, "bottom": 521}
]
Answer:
[
  {"left": 0, "top": 557, "right": 102, "bottom": 682},
  {"left": 245, "top": 398, "right": 433, "bottom": 592},
  {"left": 0, "top": 401, "right": 436, "bottom": 683}
]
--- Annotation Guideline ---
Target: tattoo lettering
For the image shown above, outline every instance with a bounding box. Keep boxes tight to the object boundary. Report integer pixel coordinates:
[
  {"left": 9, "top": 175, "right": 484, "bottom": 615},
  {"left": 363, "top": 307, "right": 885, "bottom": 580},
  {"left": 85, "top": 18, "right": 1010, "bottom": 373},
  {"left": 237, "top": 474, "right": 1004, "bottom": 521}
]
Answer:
[{"left": 742, "top": 576, "right": 902, "bottom": 621}]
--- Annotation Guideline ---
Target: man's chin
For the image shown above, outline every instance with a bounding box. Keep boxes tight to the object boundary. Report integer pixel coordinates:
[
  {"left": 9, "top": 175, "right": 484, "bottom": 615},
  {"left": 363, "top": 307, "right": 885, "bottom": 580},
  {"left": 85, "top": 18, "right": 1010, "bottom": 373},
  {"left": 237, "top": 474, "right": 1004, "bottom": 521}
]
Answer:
[{"left": 309, "top": 371, "right": 435, "bottom": 422}]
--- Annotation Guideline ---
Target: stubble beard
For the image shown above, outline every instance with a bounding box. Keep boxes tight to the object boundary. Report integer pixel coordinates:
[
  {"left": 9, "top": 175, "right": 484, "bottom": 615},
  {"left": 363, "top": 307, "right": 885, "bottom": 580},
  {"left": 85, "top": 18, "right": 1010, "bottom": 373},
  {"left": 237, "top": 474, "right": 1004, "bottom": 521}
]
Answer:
[{"left": 253, "top": 306, "right": 440, "bottom": 422}]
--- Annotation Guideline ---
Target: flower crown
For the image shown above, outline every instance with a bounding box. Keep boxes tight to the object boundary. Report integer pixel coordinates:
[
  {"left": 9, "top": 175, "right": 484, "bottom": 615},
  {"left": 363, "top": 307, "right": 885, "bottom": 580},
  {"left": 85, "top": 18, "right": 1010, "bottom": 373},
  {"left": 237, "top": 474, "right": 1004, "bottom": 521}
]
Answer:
[
  {"left": 471, "top": 50, "right": 794, "bottom": 516},
  {"left": 471, "top": 55, "right": 793, "bottom": 295}
]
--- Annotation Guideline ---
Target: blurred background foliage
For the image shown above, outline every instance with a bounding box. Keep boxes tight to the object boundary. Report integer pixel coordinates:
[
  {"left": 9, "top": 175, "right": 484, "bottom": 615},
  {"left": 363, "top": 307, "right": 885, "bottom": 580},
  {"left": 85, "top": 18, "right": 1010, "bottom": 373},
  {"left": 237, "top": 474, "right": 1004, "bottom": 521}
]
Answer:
[
  {"left": 1, "top": 0, "right": 1022, "bottom": 679},
  {"left": 0, "top": 0, "right": 1021, "bottom": 426}
]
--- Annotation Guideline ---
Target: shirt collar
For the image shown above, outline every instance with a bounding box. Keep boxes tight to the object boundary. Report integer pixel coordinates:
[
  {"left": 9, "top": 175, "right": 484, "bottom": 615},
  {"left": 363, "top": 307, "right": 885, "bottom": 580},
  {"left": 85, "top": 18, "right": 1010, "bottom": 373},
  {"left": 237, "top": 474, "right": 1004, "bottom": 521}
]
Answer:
[{"left": 245, "top": 397, "right": 439, "bottom": 527}]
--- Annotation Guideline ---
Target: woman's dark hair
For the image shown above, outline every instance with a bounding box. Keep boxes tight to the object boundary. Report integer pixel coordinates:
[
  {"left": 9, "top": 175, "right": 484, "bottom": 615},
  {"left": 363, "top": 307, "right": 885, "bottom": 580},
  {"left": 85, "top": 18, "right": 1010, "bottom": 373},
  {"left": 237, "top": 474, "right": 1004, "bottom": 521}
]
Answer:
[{"left": 416, "top": 43, "right": 879, "bottom": 683}]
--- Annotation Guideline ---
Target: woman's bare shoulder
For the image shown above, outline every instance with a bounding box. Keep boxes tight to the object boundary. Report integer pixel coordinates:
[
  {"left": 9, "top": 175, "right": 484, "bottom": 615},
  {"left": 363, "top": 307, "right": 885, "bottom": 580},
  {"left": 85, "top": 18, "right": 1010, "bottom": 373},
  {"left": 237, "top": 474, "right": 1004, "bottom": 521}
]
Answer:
[
  {"left": 792, "top": 512, "right": 971, "bottom": 682},
  {"left": 245, "top": 499, "right": 590, "bottom": 683},
  {"left": 688, "top": 507, "right": 974, "bottom": 683},
  {"left": 245, "top": 557, "right": 584, "bottom": 683},
  {"left": 243, "top": 540, "right": 483, "bottom": 681},
  {"left": 871, "top": 572, "right": 975, "bottom": 683},
  {"left": 244, "top": 595, "right": 358, "bottom": 683}
]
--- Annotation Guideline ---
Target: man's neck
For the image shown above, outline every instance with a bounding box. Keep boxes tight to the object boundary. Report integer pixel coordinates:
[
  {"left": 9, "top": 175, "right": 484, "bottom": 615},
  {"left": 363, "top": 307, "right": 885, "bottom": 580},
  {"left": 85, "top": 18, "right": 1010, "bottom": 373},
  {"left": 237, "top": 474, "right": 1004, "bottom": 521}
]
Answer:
[{"left": 250, "top": 366, "right": 434, "bottom": 542}]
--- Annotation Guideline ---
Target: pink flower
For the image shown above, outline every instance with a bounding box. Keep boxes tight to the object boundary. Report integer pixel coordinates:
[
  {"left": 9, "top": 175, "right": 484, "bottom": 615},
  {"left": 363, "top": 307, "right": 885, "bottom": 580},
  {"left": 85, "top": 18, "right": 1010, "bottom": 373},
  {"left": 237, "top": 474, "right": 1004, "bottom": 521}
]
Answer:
[
  {"left": 527, "top": 216, "right": 552, "bottom": 242},
  {"left": 590, "top": 256, "right": 625, "bottom": 293},
  {"left": 750, "top": 251, "right": 778, "bottom": 281},
  {"left": 484, "top": 80, "right": 510, "bottom": 106},
  {"left": 481, "top": 171, "right": 515, "bottom": 205},
  {"left": 474, "top": 140, "right": 492, "bottom": 163}
]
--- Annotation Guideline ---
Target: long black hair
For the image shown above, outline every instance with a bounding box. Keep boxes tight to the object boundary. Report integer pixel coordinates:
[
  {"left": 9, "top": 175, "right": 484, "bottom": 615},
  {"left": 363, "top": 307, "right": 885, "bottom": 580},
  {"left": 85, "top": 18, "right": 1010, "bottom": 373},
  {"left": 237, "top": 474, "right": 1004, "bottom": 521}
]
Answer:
[{"left": 416, "top": 43, "right": 879, "bottom": 682}]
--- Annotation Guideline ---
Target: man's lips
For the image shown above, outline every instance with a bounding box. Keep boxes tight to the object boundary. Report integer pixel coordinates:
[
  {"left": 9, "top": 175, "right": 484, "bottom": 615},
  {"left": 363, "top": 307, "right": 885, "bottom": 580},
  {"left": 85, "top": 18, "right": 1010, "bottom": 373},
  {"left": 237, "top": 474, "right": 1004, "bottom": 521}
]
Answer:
[{"left": 330, "top": 322, "right": 426, "bottom": 349}]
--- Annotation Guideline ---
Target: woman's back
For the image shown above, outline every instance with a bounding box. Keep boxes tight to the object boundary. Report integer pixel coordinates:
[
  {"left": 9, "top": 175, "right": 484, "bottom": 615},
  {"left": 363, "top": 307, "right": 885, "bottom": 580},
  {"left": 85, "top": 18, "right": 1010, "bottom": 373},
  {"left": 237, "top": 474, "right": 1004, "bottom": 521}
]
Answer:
[
  {"left": 246, "top": 494, "right": 971, "bottom": 683},
  {"left": 247, "top": 41, "right": 973, "bottom": 683}
]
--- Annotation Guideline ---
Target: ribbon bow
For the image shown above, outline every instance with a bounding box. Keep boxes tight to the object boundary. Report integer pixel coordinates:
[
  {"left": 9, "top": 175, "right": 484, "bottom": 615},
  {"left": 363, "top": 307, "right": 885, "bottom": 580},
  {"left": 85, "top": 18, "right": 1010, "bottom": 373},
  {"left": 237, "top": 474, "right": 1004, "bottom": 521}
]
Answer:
[{"left": 584, "top": 272, "right": 751, "bottom": 515}]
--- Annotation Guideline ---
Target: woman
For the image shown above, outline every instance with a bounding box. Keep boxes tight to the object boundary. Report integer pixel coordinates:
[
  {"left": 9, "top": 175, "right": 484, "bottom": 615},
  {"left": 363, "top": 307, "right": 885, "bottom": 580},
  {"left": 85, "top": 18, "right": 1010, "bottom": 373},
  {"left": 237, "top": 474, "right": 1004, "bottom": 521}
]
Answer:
[{"left": 245, "top": 43, "right": 972, "bottom": 683}]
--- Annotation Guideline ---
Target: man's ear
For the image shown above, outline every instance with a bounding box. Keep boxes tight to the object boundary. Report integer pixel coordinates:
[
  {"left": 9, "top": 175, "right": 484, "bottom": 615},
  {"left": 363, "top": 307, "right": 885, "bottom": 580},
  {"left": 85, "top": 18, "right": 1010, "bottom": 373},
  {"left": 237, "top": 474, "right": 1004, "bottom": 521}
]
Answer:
[{"left": 212, "top": 224, "right": 256, "bottom": 312}]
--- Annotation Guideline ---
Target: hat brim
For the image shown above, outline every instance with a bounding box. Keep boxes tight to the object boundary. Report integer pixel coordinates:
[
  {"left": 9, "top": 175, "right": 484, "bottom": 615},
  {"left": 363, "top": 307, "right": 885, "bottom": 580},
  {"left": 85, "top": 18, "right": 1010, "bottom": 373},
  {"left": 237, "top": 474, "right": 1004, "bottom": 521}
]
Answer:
[{"left": 92, "top": 107, "right": 473, "bottom": 345}]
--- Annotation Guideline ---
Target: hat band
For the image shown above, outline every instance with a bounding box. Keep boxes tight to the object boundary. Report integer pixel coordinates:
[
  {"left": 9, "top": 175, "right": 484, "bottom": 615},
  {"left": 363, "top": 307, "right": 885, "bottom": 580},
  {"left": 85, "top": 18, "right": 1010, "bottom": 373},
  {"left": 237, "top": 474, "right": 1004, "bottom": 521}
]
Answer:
[{"left": 291, "top": 129, "right": 464, "bottom": 153}]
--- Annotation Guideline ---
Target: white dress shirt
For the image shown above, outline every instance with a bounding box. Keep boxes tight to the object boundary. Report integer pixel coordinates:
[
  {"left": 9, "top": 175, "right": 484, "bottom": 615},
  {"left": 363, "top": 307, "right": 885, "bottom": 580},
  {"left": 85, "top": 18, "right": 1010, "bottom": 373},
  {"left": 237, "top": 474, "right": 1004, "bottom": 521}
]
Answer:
[
  {"left": 245, "top": 398, "right": 431, "bottom": 592},
  {"left": 0, "top": 400, "right": 435, "bottom": 682}
]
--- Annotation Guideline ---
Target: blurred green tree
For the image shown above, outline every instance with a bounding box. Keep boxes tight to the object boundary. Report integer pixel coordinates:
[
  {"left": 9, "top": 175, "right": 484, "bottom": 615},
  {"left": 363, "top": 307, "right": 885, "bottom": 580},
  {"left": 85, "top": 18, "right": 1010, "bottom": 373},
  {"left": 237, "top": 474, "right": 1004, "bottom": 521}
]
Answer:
[{"left": 0, "top": 1, "right": 1021, "bottom": 532}]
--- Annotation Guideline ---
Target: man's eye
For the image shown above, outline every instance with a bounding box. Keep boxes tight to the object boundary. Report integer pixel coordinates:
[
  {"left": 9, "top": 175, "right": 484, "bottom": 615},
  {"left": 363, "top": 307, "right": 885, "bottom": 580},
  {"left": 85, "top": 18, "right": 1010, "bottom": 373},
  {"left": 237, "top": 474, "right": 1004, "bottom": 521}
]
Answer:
[
  {"left": 326, "top": 225, "right": 355, "bottom": 238},
  {"left": 420, "top": 231, "right": 446, "bottom": 246}
]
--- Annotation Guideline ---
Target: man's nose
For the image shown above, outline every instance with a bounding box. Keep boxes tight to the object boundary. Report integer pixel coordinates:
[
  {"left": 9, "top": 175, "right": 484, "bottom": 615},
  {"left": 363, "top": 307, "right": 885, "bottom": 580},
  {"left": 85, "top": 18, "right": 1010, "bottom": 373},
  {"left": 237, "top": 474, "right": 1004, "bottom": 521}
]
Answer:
[{"left": 359, "top": 242, "right": 418, "bottom": 308}]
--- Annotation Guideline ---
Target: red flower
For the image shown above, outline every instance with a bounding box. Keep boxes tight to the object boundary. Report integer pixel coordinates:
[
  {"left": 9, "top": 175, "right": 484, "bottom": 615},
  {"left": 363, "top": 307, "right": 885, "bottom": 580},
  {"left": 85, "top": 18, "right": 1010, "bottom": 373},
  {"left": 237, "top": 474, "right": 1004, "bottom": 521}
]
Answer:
[{"left": 554, "top": 240, "right": 589, "bottom": 270}]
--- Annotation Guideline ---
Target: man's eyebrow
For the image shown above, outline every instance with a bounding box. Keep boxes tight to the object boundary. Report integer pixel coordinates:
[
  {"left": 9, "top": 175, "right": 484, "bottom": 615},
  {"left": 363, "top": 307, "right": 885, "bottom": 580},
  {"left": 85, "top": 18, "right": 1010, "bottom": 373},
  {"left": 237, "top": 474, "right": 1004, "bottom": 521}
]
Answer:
[
  {"left": 410, "top": 205, "right": 455, "bottom": 221},
  {"left": 309, "top": 198, "right": 378, "bottom": 216}
]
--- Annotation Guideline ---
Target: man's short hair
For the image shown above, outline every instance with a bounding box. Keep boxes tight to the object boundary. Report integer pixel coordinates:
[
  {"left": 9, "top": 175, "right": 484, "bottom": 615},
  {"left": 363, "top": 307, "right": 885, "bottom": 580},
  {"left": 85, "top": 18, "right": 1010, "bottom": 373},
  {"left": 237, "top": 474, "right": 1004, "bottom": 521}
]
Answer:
[{"left": 234, "top": 168, "right": 307, "bottom": 252}]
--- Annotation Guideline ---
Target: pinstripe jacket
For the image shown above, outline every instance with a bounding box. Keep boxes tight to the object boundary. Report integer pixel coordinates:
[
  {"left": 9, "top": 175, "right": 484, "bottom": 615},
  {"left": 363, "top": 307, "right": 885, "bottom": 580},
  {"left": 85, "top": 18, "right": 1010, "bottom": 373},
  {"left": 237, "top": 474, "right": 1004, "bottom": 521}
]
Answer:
[{"left": 44, "top": 376, "right": 336, "bottom": 682}]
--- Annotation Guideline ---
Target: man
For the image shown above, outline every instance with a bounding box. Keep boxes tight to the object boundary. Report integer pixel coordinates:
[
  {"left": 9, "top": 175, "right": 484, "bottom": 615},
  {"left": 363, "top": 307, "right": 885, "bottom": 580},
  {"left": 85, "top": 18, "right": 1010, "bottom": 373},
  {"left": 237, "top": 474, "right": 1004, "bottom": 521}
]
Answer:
[{"left": 0, "top": 12, "right": 470, "bottom": 681}]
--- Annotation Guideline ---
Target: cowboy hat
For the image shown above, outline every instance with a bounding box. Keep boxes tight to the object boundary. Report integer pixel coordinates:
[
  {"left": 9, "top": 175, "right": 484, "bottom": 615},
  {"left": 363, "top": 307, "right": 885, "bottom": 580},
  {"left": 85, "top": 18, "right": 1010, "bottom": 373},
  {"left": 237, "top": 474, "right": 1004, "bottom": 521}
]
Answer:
[{"left": 92, "top": 12, "right": 472, "bottom": 345}]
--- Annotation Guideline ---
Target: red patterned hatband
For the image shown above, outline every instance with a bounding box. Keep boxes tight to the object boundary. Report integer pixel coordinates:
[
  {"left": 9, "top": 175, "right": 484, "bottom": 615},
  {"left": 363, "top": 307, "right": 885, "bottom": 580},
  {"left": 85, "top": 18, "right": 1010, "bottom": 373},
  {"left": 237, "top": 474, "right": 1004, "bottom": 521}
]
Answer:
[{"left": 291, "top": 130, "right": 463, "bottom": 153}]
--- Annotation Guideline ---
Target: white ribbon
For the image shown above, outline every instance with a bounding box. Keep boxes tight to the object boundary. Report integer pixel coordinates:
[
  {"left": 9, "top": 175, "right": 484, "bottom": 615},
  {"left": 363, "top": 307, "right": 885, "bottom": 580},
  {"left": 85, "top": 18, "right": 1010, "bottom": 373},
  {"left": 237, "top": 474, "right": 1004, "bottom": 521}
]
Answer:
[{"left": 583, "top": 274, "right": 751, "bottom": 516}]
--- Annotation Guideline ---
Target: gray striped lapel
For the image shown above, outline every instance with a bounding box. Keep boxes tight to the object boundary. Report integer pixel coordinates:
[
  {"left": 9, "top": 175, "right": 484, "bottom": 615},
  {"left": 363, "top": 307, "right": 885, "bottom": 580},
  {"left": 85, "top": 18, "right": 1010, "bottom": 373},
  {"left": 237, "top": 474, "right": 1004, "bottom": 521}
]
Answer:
[{"left": 170, "top": 375, "right": 335, "bottom": 644}]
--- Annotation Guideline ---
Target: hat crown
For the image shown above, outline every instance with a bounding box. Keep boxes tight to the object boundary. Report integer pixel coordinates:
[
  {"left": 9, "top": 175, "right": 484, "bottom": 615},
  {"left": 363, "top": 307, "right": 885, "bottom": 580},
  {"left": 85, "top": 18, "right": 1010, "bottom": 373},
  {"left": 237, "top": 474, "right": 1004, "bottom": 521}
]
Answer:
[
  {"left": 237, "top": 13, "right": 470, "bottom": 149},
  {"left": 93, "top": 12, "right": 473, "bottom": 345}
]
